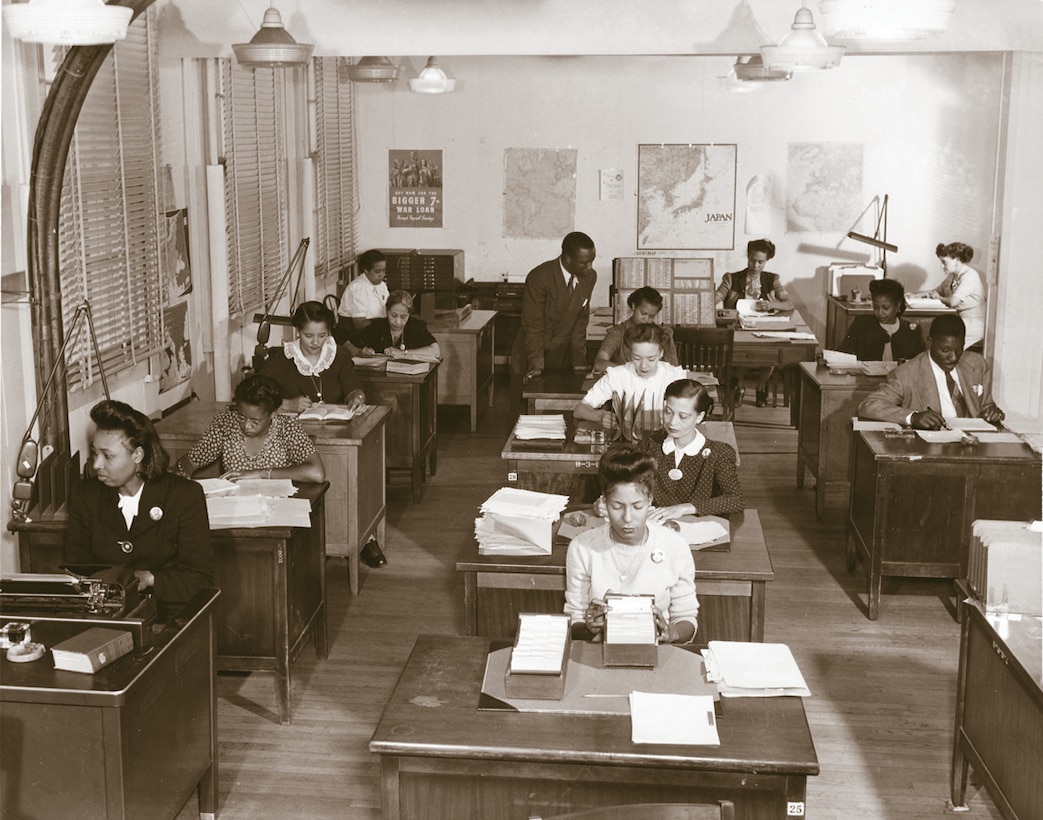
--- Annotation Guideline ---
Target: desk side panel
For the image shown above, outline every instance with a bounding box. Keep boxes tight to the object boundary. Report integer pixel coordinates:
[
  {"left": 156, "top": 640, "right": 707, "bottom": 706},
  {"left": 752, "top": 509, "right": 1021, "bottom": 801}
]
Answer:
[{"left": 212, "top": 535, "right": 277, "bottom": 656}]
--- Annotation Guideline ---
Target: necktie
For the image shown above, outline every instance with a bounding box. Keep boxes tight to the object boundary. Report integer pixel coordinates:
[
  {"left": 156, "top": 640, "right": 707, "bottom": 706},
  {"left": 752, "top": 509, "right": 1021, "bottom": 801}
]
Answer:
[
  {"left": 946, "top": 371, "right": 968, "bottom": 417},
  {"left": 567, "top": 275, "right": 576, "bottom": 295}
]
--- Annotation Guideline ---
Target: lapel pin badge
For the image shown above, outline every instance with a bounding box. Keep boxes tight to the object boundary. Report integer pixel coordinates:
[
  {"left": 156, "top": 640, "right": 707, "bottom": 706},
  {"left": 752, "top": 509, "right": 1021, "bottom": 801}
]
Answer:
[{"left": 149, "top": 506, "right": 163, "bottom": 521}]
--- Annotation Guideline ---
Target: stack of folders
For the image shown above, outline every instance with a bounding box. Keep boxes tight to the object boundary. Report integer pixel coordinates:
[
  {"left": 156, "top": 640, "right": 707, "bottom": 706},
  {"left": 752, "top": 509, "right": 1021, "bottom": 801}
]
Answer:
[
  {"left": 475, "top": 487, "right": 569, "bottom": 555},
  {"left": 701, "top": 640, "right": 811, "bottom": 698},
  {"left": 513, "top": 414, "right": 567, "bottom": 442}
]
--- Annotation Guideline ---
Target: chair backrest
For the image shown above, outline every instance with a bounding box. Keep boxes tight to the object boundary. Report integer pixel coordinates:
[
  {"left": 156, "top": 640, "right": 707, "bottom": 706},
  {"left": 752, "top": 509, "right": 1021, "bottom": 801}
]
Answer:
[
  {"left": 539, "top": 801, "right": 734, "bottom": 820},
  {"left": 672, "top": 326, "right": 735, "bottom": 419}
]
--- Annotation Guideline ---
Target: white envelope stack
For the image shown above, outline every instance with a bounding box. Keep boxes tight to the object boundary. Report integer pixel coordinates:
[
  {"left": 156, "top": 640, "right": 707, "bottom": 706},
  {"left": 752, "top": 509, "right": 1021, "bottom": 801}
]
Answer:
[{"left": 474, "top": 487, "right": 570, "bottom": 555}]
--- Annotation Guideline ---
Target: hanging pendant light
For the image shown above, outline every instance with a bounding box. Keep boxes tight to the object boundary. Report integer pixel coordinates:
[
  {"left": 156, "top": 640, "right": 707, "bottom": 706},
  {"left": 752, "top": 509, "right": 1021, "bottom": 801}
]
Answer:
[
  {"left": 733, "top": 55, "right": 792, "bottom": 83},
  {"left": 818, "top": 0, "right": 956, "bottom": 41},
  {"left": 761, "top": 2, "right": 845, "bottom": 73},
  {"left": 345, "top": 56, "right": 402, "bottom": 83},
  {"left": 3, "top": 0, "right": 133, "bottom": 46},
  {"left": 409, "top": 57, "right": 456, "bottom": 94},
  {"left": 233, "top": 2, "right": 314, "bottom": 69}
]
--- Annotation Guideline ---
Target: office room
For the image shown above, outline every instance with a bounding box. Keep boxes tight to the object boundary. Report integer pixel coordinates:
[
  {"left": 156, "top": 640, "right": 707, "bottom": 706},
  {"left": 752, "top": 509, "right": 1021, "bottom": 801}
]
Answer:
[{"left": 1, "top": 1, "right": 1041, "bottom": 818}]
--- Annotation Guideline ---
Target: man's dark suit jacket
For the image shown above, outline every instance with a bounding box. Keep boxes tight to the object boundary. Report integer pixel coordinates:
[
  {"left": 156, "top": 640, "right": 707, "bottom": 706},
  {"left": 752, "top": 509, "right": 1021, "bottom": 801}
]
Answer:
[
  {"left": 511, "top": 258, "right": 596, "bottom": 374},
  {"left": 64, "top": 472, "right": 215, "bottom": 607}
]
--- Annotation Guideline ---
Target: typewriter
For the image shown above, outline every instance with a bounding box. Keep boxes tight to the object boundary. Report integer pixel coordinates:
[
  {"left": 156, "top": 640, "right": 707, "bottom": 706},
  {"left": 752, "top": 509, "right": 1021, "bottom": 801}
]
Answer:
[{"left": 0, "top": 567, "right": 157, "bottom": 647}]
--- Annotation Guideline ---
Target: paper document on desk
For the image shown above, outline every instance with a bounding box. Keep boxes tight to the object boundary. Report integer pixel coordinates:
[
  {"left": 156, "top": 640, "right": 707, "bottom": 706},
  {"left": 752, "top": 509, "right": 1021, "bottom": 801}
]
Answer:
[
  {"left": 630, "top": 692, "right": 720, "bottom": 746},
  {"left": 702, "top": 641, "right": 811, "bottom": 697},
  {"left": 235, "top": 478, "right": 298, "bottom": 498},
  {"left": 858, "top": 361, "right": 898, "bottom": 377},
  {"left": 752, "top": 331, "right": 817, "bottom": 341},
  {"left": 906, "top": 296, "right": 949, "bottom": 310},
  {"left": 915, "top": 429, "right": 967, "bottom": 444},
  {"left": 671, "top": 516, "right": 729, "bottom": 549},
  {"left": 823, "top": 349, "right": 858, "bottom": 367},
  {"left": 852, "top": 419, "right": 901, "bottom": 432},
  {"left": 973, "top": 432, "right": 1024, "bottom": 444},
  {"left": 947, "top": 418, "right": 998, "bottom": 432},
  {"left": 195, "top": 478, "right": 240, "bottom": 497}
]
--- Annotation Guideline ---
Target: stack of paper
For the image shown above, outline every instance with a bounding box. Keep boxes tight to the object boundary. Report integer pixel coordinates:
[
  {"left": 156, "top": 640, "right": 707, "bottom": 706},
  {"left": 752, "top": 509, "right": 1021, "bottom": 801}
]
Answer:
[
  {"left": 701, "top": 640, "right": 811, "bottom": 698},
  {"left": 906, "top": 296, "right": 949, "bottom": 310},
  {"left": 629, "top": 692, "right": 720, "bottom": 746},
  {"left": 852, "top": 419, "right": 901, "bottom": 432},
  {"left": 510, "top": 614, "right": 570, "bottom": 674},
  {"left": 822, "top": 349, "right": 858, "bottom": 368},
  {"left": 751, "top": 331, "right": 817, "bottom": 341},
  {"left": 474, "top": 487, "right": 569, "bottom": 555},
  {"left": 513, "top": 414, "right": 567, "bottom": 442},
  {"left": 234, "top": 478, "right": 298, "bottom": 498}
]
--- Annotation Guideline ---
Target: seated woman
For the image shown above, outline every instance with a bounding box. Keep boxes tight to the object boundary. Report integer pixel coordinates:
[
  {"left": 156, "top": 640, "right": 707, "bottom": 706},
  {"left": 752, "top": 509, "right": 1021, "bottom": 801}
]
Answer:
[
  {"left": 565, "top": 446, "right": 698, "bottom": 644},
  {"left": 592, "top": 286, "right": 678, "bottom": 375},
  {"left": 64, "top": 400, "right": 214, "bottom": 613},
  {"left": 258, "top": 300, "right": 365, "bottom": 414},
  {"left": 574, "top": 323, "right": 686, "bottom": 443},
  {"left": 638, "top": 379, "right": 744, "bottom": 524},
  {"left": 838, "top": 278, "right": 924, "bottom": 362},
  {"left": 919, "top": 241, "right": 986, "bottom": 353},
  {"left": 179, "top": 374, "right": 325, "bottom": 483},
  {"left": 356, "top": 290, "right": 441, "bottom": 361}
]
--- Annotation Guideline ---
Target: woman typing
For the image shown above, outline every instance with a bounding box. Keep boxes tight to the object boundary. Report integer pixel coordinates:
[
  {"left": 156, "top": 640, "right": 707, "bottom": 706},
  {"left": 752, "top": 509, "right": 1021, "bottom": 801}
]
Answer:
[
  {"left": 258, "top": 300, "right": 365, "bottom": 413},
  {"left": 178, "top": 374, "right": 325, "bottom": 483},
  {"left": 565, "top": 446, "right": 698, "bottom": 644},
  {"left": 64, "top": 400, "right": 214, "bottom": 612},
  {"left": 356, "top": 290, "right": 441, "bottom": 361}
]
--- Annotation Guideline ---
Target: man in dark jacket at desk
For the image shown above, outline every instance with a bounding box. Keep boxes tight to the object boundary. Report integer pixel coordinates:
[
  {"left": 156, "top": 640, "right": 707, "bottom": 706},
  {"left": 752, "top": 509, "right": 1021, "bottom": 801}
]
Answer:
[
  {"left": 858, "top": 314, "right": 1005, "bottom": 430},
  {"left": 511, "top": 231, "right": 598, "bottom": 395}
]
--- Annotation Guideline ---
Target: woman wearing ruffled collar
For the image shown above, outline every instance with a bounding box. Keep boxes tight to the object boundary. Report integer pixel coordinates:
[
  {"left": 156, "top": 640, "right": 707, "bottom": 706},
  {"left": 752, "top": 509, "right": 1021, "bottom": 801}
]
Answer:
[{"left": 258, "top": 300, "right": 365, "bottom": 414}]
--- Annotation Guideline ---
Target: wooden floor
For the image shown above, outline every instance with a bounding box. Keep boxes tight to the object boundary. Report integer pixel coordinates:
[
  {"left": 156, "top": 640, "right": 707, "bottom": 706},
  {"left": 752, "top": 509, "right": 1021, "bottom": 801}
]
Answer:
[{"left": 177, "top": 374, "right": 1003, "bottom": 820}]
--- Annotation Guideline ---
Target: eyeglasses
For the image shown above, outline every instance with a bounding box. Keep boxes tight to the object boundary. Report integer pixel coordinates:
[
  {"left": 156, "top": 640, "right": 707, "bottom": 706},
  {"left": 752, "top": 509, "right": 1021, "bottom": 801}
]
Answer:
[{"left": 231, "top": 406, "right": 272, "bottom": 429}]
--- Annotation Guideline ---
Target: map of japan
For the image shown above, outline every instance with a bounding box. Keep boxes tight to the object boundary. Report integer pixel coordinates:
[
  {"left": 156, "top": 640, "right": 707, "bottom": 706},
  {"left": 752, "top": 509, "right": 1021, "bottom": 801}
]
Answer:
[{"left": 638, "top": 144, "right": 737, "bottom": 250}]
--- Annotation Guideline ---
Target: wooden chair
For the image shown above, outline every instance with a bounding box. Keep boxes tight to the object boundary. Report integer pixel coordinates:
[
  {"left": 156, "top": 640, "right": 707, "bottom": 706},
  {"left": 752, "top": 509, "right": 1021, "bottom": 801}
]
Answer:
[
  {"left": 672, "top": 326, "right": 735, "bottom": 420},
  {"left": 538, "top": 800, "right": 735, "bottom": 820}
]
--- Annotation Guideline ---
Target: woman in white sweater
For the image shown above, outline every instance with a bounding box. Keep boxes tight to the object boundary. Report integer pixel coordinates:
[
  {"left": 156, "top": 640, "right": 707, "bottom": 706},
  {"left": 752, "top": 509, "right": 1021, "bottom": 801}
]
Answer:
[{"left": 564, "top": 445, "right": 698, "bottom": 643}]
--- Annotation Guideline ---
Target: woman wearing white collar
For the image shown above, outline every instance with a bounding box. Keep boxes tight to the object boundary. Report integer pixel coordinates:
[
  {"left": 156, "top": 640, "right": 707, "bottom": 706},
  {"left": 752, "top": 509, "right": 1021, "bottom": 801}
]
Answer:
[
  {"left": 258, "top": 301, "right": 365, "bottom": 414},
  {"left": 638, "top": 379, "right": 745, "bottom": 524}
]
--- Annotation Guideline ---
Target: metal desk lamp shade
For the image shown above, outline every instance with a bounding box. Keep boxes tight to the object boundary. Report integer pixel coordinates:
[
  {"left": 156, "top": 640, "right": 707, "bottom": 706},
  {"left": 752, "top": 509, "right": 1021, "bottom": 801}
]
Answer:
[
  {"left": 233, "top": 3, "right": 314, "bottom": 69},
  {"left": 761, "top": 2, "right": 845, "bottom": 72},
  {"left": 409, "top": 57, "right": 456, "bottom": 94},
  {"left": 3, "top": 0, "right": 133, "bottom": 45}
]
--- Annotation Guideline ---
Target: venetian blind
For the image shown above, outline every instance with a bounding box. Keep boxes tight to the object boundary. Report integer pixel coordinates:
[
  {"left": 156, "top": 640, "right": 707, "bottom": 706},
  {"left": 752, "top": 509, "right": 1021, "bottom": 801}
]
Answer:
[
  {"left": 58, "top": 11, "right": 162, "bottom": 389},
  {"left": 221, "top": 61, "right": 289, "bottom": 317},
  {"left": 313, "top": 58, "right": 357, "bottom": 283}
]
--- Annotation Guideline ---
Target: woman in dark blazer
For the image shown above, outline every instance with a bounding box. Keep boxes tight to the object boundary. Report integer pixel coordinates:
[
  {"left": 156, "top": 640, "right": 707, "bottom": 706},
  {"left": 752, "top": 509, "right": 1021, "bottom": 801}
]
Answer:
[
  {"left": 838, "top": 278, "right": 925, "bottom": 362},
  {"left": 356, "top": 290, "right": 441, "bottom": 360},
  {"left": 64, "top": 400, "right": 214, "bottom": 611}
]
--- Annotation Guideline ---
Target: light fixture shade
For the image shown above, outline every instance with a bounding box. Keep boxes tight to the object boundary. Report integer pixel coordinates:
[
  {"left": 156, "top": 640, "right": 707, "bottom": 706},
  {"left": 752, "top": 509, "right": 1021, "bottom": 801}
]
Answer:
[
  {"left": 761, "top": 4, "right": 845, "bottom": 72},
  {"left": 345, "top": 56, "right": 401, "bottom": 83},
  {"left": 3, "top": 0, "right": 133, "bottom": 46},
  {"left": 818, "top": 0, "right": 956, "bottom": 41},
  {"left": 409, "top": 57, "right": 456, "bottom": 94},
  {"left": 733, "top": 55, "right": 792, "bottom": 83},
  {"left": 233, "top": 5, "right": 314, "bottom": 69}
]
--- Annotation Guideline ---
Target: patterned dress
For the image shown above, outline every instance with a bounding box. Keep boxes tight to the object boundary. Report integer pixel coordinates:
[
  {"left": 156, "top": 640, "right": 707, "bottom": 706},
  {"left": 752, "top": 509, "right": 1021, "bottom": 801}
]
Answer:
[
  {"left": 638, "top": 430, "right": 745, "bottom": 516},
  {"left": 186, "top": 409, "right": 315, "bottom": 472}
]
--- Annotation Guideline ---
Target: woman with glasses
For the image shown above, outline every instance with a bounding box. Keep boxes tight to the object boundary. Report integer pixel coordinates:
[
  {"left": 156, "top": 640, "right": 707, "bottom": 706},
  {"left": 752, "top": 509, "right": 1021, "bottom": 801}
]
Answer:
[{"left": 178, "top": 374, "right": 325, "bottom": 483}]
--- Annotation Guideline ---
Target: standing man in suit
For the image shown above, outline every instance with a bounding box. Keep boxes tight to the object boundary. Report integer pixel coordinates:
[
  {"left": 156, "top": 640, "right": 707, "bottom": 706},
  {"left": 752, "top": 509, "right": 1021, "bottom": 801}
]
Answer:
[
  {"left": 858, "top": 314, "right": 1005, "bottom": 430},
  {"left": 511, "top": 231, "right": 598, "bottom": 395}
]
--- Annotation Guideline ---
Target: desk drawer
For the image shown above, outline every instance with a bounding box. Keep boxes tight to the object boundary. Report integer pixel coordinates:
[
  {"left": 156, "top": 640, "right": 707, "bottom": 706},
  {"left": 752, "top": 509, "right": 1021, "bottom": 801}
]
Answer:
[{"left": 733, "top": 347, "right": 782, "bottom": 366}]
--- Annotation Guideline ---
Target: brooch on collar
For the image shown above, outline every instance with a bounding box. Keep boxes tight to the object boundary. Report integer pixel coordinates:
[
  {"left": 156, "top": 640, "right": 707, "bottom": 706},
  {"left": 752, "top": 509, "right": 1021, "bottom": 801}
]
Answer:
[
  {"left": 651, "top": 550, "right": 665, "bottom": 564},
  {"left": 149, "top": 506, "right": 163, "bottom": 521},
  {"left": 701, "top": 448, "right": 712, "bottom": 459}
]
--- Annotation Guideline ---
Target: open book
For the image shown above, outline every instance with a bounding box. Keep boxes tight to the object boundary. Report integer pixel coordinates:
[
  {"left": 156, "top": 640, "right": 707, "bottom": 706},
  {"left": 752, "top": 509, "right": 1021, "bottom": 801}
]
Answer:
[
  {"left": 298, "top": 404, "right": 362, "bottom": 422},
  {"left": 385, "top": 358, "right": 431, "bottom": 375}
]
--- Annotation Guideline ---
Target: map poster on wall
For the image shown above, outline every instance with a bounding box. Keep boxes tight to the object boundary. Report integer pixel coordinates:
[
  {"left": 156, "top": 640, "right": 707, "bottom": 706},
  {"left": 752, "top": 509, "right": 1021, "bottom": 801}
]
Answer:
[
  {"left": 503, "top": 147, "right": 577, "bottom": 239},
  {"left": 389, "top": 149, "right": 443, "bottom": 228},
  {"left": 162, "top": 208, "right": 192, "bottom": 301},
  {"left": 786, "top": 143, "right": 863, "bottom": 232},
  {"left": 160, "top": 300, "right": 192, "bottom": 393},
  {"left": 637, "top": 144, "right": 737, "bottom": 251}
]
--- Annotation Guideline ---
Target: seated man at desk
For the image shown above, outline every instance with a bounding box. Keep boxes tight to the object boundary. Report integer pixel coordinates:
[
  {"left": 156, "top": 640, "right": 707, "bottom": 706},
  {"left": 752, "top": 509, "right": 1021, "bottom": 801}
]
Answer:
[
  {"left": 716, "top": 238, "right": 795, "bottom": 407},
  {"left": 837, "top": 278, "right": 925, "bottom": 362},
  {"left": 565, "top": 446, "right": 698, "bottom": 644},
  {"left": 857, "top": 314, "right": 1005, "bottom": 430},
  {"left": 574, "top": 323, "right": 686, "bottom": 443},
  {"left": 65, "top": 400, "right": 214, "bottom": 612}
]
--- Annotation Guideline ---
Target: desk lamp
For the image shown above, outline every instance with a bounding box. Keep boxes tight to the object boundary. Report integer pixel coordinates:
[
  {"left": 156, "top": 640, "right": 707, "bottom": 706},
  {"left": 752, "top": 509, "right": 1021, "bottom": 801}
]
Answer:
[
  {"left": 252, "top": 237, "right": 310, "bottom": 372},
  {"left": 846, "top": 194, "right": 898, "bottom": 277}
]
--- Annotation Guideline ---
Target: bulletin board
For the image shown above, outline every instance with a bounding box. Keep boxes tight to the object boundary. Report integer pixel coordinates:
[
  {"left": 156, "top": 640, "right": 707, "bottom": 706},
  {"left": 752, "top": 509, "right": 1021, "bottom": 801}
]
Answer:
[{"left": 613, "top": 257, "right": 716, "bottom": 326}]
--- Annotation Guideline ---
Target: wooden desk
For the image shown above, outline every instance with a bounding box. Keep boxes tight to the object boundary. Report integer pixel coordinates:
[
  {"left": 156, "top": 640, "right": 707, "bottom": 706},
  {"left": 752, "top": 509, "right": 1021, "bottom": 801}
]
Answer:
[
  {"left": 156, "top": 401, "right": 388, "bottom": 595},
  {"left": 825, "top": 294, "right": 951, "bottom": 351},
  {"left": 429, "top": 309, "right": 496, "bottom": 431},
  {"left": 502, "top": 420, "right": 738, "bottom": 505},
  {"left": 0, "top": 589, "right": 219, "bottom": 820},
  {"left": 458, "top": 509, "right": 773, "bottom": 646},
  {"left": 847, "top": 431, "right": 1041, "bottom": 620},
  {"left": 731, "top": 308, "right": 818, "bottom": 426},
  {"left": 369, "top": 634, "right": 818, "bottom": 820},
  {"left": 951, "top": 600, "right": 1042, "bottom": 818},
  {"left": 522, "top": 369, "right": 593, "bottom": 414},
  {"left": 795, "top": 362, "right": 879, "bottom": 518},
  {"left": 10, "top": 483, "right": 329, "bottom": 725},
  {"left": 356, "top": 363, "right": 439, "bottom": 503}
]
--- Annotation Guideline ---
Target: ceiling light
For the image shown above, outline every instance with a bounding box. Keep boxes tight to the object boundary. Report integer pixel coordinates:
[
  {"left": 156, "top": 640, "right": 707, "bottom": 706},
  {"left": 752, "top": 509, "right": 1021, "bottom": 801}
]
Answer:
[
  {"left": 733, "top": 55, "right": 792, "bottom": 83},
  {"left": 344, "top": 56, "right": 401, "bottom": 83},
  {"left": 818, "top": 0, "right": 956, "bottom": 41},
  {"left": 233, "top": 3, "right": 314, "bottom": 69},
  {"left": 761, "top": 2, "right": 845, "bottom": 73},
  {"left": 3, "top": 0, "right": 133, "bottom": 45},
  {"left": 409, "top": 57, "right": 456, "bottom": 94}
]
